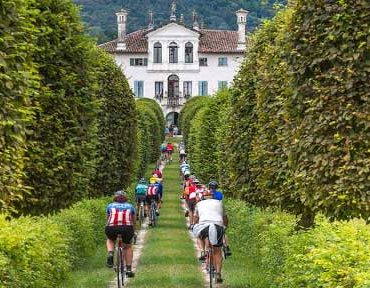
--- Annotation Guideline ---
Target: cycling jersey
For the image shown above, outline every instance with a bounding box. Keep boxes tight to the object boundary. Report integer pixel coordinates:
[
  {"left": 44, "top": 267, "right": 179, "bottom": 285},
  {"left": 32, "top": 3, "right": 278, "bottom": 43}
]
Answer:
[
  {"left": 154, "top": 182, "right": 163, "bottom": 199},
  {"left": 106, "top": 202, "right": 136, "bottom": 226},
  {"left": 135, "top": 183, "right": 148, "bottom": 196},
  {"left": 160, "top": 144, "right": 167, "bottom": 152},
  {"left": 147, "top": 184, "right": 158, "bottom": 196},
  {"left": 166, "top": 144, "right": 174, "bottom": 151}
]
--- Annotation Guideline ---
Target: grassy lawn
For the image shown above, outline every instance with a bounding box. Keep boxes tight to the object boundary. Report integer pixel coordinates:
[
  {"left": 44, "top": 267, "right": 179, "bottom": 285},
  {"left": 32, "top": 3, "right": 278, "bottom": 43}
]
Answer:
[{"left": 127, "top": 137, "right": 204, "bottom": 287}]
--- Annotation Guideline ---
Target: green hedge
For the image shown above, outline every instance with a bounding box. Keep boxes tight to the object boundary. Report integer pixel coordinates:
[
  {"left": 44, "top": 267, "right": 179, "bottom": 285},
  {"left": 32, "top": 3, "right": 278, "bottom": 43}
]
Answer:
[
  {"left": 226, "top": 199, "right": 370, "bottom": 288},
  {"left": 186, "top": 90, "right": 231, "bottom": 183},
  {"left": 226, "top": 0, "right": 370, "bottom": 223},
  {"left": 22, "top": 0, "right": 101, "bottom": 215},
  {"left": 0, "top": 0, "right": 39, "bottom": 213},
  {"left": 179, "top": 96, "right": 211, "bottom": 147},
  {"left": 91, "top": 49, "right": 137, "bottom": 196},
  {"left": 0, "top": 198, "right": 107, "bottom": 288}
]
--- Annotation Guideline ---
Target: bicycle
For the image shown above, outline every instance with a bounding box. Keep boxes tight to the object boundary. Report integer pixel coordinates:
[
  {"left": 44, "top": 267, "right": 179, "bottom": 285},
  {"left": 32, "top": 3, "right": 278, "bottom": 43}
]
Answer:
[
  {"left": 206, "top": 242, "right": 215, "bottom": 288},
  {"left": 149, "top": 198, "right": 158, "bottom": 227},
  {"left": 137, "top": 200, "right": 145, "bottom": 227},
  {"left": 114, "top": 234, "right": 126, "bottom": 287}
]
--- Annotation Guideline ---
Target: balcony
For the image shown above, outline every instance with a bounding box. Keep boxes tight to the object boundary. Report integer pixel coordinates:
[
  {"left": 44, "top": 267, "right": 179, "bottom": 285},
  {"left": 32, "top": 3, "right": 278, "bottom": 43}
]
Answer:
[{"left": 167, "top": 97, "right": 180, "bottom": 107}]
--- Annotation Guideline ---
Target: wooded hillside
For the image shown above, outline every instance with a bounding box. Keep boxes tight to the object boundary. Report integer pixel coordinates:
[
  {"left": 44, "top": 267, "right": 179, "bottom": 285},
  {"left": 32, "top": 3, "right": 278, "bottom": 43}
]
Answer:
[{"left": 73, "top": 0, "right": 286, "bottom": 43}]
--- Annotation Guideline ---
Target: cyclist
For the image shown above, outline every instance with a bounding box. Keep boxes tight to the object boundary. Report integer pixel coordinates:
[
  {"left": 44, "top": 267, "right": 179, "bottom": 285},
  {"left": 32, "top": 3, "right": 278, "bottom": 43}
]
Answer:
[
  {"left": 105, "top": 190, "right": 136, "bottom": 277},
  {"left": 207, "top": 181, "right": 231, "bottom": 257},
  {"left": 179, "top": 147, "right": 187, "bottom": 162},
  {"left": 135, "top": 178, "right": 148, "bottom": 218},
  {"left": 160, "top": 143, "right": 167, "bottom": 161},
  {"left": 192, "top": 193, "right": 228, "bottom": 284},
  {"left": 166, "top": 142, "right": 174, "bottom": 162},
  {"left": 146, "top": 182, "right": 160, "bottom": 219},
  {"left": 152, "top": 166, "right": 163, "bottom": 179},
  {"left": 187, "top": 178, "right": 199, "bottom": 230},
  {"left": 180, "top": 161, "right": 190, "bottom": 178}
]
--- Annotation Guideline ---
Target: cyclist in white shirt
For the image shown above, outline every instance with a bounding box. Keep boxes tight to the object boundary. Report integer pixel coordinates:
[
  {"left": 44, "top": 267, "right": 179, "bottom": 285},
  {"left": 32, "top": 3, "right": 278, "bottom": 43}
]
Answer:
[{"left": 192, "top": 194, "right": 228, "bottom": 283}]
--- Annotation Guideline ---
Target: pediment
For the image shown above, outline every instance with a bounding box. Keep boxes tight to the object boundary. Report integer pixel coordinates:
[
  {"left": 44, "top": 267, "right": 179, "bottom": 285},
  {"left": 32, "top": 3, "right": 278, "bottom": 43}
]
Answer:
[{"left": 147, "top": 22, "right": 200, "bottom": 39}]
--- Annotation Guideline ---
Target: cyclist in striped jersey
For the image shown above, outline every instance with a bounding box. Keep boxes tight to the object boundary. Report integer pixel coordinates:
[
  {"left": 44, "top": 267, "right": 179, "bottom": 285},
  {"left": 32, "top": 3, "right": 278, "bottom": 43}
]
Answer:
[
  {"left": 105, "top": 190, "right": 136, "bottom": 277},
  {"left": 146, "top": 183, "right": 160, "bottom": 216}
]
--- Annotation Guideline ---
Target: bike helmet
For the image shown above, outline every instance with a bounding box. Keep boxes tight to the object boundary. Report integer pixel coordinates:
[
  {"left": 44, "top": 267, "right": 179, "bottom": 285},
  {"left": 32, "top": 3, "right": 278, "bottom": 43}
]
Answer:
[
  {"left": 114, "top": 190, "right": 127, "bottom": 203},
  {"left": 139, "top": 177, "right": 147, "bottom": 184},
  {"left": 193, "top": 178, "right": 200, "bottom": 184},
  {"left": 208, "top": 181, "right": 218, "bottom": 190},
  {"left": 184, "top": 170, "right": 191, "bottom": 176}
]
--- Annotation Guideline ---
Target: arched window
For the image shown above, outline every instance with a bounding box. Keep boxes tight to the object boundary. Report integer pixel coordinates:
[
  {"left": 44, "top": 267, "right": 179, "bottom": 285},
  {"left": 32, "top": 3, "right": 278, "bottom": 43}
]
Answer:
[
  {"left": 185, "top": 42, "right": 193, "bottom": 63},
  {"left": 169, "top": 42, "right": 178, "bottom": 63},
  {"left": 153, "top": 42, "right": 162, "bottom": 63}
]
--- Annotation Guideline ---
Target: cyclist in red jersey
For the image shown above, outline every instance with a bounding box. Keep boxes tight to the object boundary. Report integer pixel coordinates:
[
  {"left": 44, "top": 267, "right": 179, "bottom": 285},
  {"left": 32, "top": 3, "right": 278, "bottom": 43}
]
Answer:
[{"left": 105, "top": 190, "right": 136, "bottom": 277}]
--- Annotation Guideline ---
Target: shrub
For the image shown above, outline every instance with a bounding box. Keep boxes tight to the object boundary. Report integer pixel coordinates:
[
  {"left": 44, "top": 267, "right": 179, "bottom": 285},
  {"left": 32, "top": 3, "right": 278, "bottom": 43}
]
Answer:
[{"left": 92, "top": 49, "right": 137, "bottom": 196}]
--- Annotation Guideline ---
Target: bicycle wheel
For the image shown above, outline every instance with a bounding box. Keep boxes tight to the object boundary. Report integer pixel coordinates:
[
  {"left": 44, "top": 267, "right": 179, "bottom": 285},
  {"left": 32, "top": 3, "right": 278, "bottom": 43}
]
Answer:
[
  {"left": 208, "top": 250, "right": 214, "bottom": 288},
  {"left": 150, "top": 202, "right": 156, "bottom": 227},
  {"left": 116, "top": 247, "right": 125, "bottom": 287}
]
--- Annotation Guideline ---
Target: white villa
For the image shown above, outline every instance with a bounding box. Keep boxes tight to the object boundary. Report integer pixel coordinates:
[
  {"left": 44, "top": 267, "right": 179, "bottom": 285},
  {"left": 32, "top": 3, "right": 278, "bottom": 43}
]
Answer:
[{"left": 99, "top": 1, "right": 249, "bottom": 126}]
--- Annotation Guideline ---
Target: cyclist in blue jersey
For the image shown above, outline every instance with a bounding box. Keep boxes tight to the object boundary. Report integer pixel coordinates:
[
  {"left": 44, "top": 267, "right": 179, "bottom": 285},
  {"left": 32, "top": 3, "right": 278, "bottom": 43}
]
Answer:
[
  {"left": 105, "top": 190, "right": 136, "bottom": 277},
  {"left": 135, "top": 178, "right": 148, "bottom": 217}
]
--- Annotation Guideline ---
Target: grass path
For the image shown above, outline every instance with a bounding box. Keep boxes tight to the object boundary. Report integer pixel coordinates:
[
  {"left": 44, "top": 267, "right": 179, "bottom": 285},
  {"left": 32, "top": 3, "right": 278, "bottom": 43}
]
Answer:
[{"left": 127, "top": 138, "right": 205, "bottom": 288}]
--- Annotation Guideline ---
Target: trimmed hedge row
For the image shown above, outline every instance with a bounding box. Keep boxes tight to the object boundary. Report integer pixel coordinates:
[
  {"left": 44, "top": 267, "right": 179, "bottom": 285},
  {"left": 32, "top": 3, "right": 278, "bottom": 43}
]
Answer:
[
  {"left": 179, "top": 96, "right": 211, "bottom": 147},
  {"left": 0, "top": 0, "right": 38, "bottom": 213},
  {"left": 0, "top": 0, "right": 138, "bottom": 215},
  {"left": 135, "top": 99, "right": 165, "bottom": 177},
  {"left": 0, "top": 197, "right": 107, "bottom": 288},
  {"left": 226, "top": 199, "right": 370, "bottom": 287}
]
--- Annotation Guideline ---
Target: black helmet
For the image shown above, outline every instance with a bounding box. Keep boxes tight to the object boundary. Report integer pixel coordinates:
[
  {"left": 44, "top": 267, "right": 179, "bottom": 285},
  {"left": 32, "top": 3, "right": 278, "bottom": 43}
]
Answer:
[
  {"left": 208, "top": 181, "right": 218, "bottom": 189},
  {"left": 114, "top": 190, "right": 127, "bottom": 202},
  {"left": 139, "top": 177, "right": 146, "bottom": 184}
]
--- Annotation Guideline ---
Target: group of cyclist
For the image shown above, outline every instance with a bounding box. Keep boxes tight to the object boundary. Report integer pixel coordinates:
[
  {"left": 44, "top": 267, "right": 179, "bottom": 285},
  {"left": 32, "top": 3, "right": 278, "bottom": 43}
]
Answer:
[
  {"left": 104, "top": 169, "right": 164, "bottom": 278},
  {"left": 160, "top": 142, "right": 174, "bottom": 163},
  {"left": 104, "top": 139, "right": 231, "bottom": 284},
  {"left": 179, "top": 146, "right": 231, "bottom": 284}
]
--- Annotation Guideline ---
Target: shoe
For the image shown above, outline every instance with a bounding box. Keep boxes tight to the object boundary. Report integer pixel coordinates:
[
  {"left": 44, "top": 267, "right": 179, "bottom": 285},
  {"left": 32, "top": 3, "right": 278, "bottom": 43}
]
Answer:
[
  {"left": 156, "top": 210, "right": 160, "bottom": 216},
  {"left": 106, "top": 254, "right": 113, "bottom": 268},
  {"left": 198, "top": 251, "right": 206, "bottom": 261},
  {"left": 188, "top": 224, "right": 193, "bottom": 230},
  {"left": 126, "top": 270, "right": 135, "bottom": 278},
  {"left": 184, "top": 210, "right": 189, "bottom": 217},
  {"left": 226, "top": 246, "right": 232, "bottom": 256},
  {"left": 215, "top": 273, "right": 223, "bottom": 283}
]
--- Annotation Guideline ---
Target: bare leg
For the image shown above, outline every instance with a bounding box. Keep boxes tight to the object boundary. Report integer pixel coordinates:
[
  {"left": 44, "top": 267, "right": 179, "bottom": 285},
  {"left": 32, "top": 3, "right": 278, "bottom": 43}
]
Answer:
[
  {"left": 107, "top": 239, "right": 114, "bottom": 252},
  {"left": 124, "top": 244, "right": 133, "bottom": 266},
  {"left": 213, "top": 246, "right": 223, "bottom": 273}
]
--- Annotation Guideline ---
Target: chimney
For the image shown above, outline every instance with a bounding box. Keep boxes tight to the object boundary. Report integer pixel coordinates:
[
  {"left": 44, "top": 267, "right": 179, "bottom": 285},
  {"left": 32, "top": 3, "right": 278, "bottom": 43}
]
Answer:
[
  {"left": 148, "top": 10, "right": 154, "bottom": 30},
  {"left": 116, "top": 9, "right": 128, "bottom": 50},
  {"left": 179, "top": 14, "right": 184, "bottom": 25},
  {"left": 192, "top": 10, "right": 199, "bottom": 31},
  {"left": 236, "top": 9, "right": 248, "bottom": 50}
]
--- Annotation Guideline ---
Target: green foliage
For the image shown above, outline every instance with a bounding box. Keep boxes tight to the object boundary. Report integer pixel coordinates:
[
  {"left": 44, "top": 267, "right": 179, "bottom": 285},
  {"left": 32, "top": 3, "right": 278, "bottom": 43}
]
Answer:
[
  {"left": 186, "top": 90, "right": 231, "bottom": 183},
  {"left": 0, "top": 198, "right": 107, "bottom": 288},
  {"left": 22, "top": 0, "right": 101, "bottom": 215},
  {"left": 179, "top": 96, "right": 211, "bottom": 147},
  {"left": 91, "top": 49, "right": 137, "bottom": 196},
  {"left": 74, "top": 0, "right": 286, "bottom": 44},
  {"left": 0, "top": 0, "right": 39, "bottom": 213},
  {"left": 225, "top": 199, "right": 370, "bottom": 288},
  {"left": 227, "top": 0, "right": 370, "bottom": 222},
  {"left": 135, "top": 99, "right": 164, "bottom": 177}
]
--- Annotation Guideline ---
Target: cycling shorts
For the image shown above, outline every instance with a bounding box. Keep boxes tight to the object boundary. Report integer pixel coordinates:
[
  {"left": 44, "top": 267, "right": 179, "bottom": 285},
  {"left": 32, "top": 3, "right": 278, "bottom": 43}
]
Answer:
[
  {"left": 146, "top": 195, "right": 159, "bottom": 203},
  {"left": 135, "top": 195, "right": 146, "bottom": 204},
  {"left": 105, "top": 225, "right": 134, "bottom": 244},
  {"left": 199, "top": 224, "right": 224, "bottom": 247},
  {"left": 186, "top": 198, "right": 197, "bottom": 212}
]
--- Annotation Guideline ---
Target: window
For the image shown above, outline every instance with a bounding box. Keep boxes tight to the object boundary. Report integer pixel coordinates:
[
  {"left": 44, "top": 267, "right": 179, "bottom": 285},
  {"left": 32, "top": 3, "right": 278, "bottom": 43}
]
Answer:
[
  {"left": 218, "top": 81, "right": 228, "bottom": 90},
  {"left": 130, "top": 58, "right": 148, "bottom": 66},
  {"left": 183, "top": 81, "right": 192, "bottom": 98},
  {"left": 169, "top": 42, "right": 178, "bottom": 63},
  {"left": 185, "top": 42, "right": 193, "bottom": 63},
  {"left": 218, "top": 57, "right": 228, "bottom": 66},
  {"left": 153, "top": 42, "right": 162, "bottom": 63},
  {"left": 199, "top": 58, "right": 208, "bottom": 66},
  {"left": 134, "top": 81, "right": 144, "bottom": 98},
  {"left": 198, "top": 81, "right": 208, "bottom": 96},
  {"left": 155, "top": 81, "right": 163, "bottom": 100}
]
